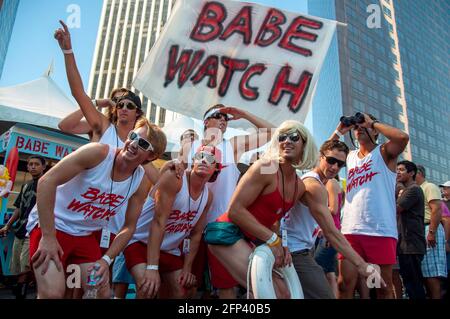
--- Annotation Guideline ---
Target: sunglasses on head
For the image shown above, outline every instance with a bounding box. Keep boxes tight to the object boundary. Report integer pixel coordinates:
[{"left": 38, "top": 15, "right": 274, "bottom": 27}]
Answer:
[
  {"left": 278, "top": 131, "right": 302, "bottom": 143},
  {"left": 208, "top": 112, "right": 229, "bottom": 121},
  {"left": 128, "top": 131, "right": 154, "bottom": 152},
  {"left": 116, "top": 101, "right": 137, "bottom": 110},
  {"left": 322, "top": 154, "right": 346, "bottom": 168},
  {"left": 193, "top": 151, "right": 216, "bottom": 165}
]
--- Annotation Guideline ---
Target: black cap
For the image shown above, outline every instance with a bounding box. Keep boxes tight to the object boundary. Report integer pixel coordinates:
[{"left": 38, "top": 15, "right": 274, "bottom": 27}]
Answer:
[{"left": 117, "top": 91, "right": 142, "bottom": 109}]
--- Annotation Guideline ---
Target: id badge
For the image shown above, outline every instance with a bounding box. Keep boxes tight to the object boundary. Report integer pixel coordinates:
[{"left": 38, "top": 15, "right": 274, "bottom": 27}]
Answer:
[
  {"left": 282, "top": 229, "right": 288, "bottom": 247},
  {"left": 183, "top": 238, "right": 190, "bottom": 255},
  {"left": 100, "top": 228, "right": 111, "bottom": 249}
]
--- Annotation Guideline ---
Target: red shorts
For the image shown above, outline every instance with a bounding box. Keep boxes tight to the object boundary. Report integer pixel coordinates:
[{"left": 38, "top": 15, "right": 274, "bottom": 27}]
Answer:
[
  {"left": 338, "top": 234, "right": 397, "bottom": 265},
  {"left": 124, "top": 242, "right": 183, "bottom": 273},
  {"left": 29, "top": 227, "right": 102, "bottom": 269},
  {"left": 207, "top": 247, "right": 238, "bottom": 289},
  {"left": 92, "top": 229, "right": 117, "bottom": 255}
]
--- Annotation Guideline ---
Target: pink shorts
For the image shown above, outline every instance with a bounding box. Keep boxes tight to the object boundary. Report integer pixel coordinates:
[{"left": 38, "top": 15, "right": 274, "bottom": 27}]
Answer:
[
  {"left": 338, "top": 234, "right": 397, "bottom": 265},
  {"left": 29, "top": 227, "right": 101, "bottom": 269}
]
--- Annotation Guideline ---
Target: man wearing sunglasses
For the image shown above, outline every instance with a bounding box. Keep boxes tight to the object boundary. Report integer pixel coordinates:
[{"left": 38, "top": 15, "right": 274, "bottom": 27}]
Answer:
[
  {"left": 123, "top": 146, "right": 220, "bottom": 299},
  {"left": 185, "top": 104, "right": 274, "bottom": 298},
  {"left": 330, "top": 113, "right": 409, "bottom": 299},
  {"left": 26, "top": 122, "right": 167, "bottom": 298},
  {"left": 282, "top": 140, "right": 380, "bottom": 299}
]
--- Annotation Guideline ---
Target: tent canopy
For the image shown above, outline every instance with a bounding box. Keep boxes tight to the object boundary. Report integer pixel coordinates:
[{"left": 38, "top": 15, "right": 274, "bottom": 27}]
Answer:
[{"left": 0, "top": 74, "right": 78, "bottom": 135}]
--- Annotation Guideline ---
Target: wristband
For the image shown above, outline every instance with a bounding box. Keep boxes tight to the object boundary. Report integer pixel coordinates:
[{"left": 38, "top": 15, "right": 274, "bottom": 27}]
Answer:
[
  {"left": 101, "top": 255, "right": 113, "bottom": 266},
  {"left": 91, "top": 99, "right": 98, "bottom": 107},
  {"left": 266, "top": 232, "right": 278, "bottom": 245},
  {"left": 62, "top": 49, "right": 73, "bottom": 54},
  {"left": 268, "top": 237, "right": 281, "bottom": 247},
  {"left": 334, "top": 130, "right": 343, "bottom": 138},
  {"left": 370, "top": 120, "right": 380, "bottom": 129},
  {"left": 146, "top": 264, "right": 159, "bottom": 271}
]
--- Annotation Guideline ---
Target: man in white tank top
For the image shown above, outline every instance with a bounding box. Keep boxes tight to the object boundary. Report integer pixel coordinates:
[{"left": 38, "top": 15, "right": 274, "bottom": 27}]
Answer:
[
  {"left": 55, "top": 20, "right": 160, "bottom": 186},
  {"left": 188, "top": 104, "right": 275, "bottom": 298},
  {"left": 330, "top": 112, "right": 409, "bottom": 299},
  {"left": 283, "top": 140, "right": 378, "bottom": 299},
  {"left": 28, "top": 123, "right": 167, "bottom": 299},
  {"left": 124, "top": 145, "right": 219, "bottom": 299}
]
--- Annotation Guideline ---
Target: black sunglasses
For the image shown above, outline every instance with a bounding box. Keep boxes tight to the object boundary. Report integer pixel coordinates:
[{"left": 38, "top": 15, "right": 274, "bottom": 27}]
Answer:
[
  {"left": 278, "top": 131, "right": 302, "bottom": 143},
  {"left": 323, "top": 155, "right": 346, "bottom": 168},
  {"left": 208, "top": 112, "right": 229, "bottom": 121},
  {"left": 117, "top": 101, "right": 137, "bottom": 110}
]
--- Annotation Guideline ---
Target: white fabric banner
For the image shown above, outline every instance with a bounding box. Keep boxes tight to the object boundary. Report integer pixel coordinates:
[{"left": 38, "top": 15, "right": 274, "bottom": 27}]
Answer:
[{"left": 133, "top": 0, "right": 337, "bottom": 128}]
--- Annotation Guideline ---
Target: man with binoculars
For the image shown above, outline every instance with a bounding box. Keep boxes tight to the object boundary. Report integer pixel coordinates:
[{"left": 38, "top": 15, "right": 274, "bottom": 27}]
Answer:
[{"left": 330, "top": 112, "right": 409, "bottom": 299}]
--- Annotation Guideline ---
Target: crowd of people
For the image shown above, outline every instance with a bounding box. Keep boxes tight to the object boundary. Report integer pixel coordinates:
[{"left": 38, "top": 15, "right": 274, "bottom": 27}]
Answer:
[{"left": 0, "top": 20, "right": 448, "bottom": 300}]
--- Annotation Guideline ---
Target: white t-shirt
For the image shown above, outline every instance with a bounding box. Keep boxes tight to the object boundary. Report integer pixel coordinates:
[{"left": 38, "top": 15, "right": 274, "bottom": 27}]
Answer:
[
  {"left": 191, "top": 139, "right": 240, "bottom": 223},
  {"left": 281, "top": 171, "right": 321, "bottom": 252},
  {"left": 341, "top": 145, "right": 397, "bottom": 239},
  {"left": 26, "top": 145, "right": 144, "bottom": 236},
  {"left": 129, "top": 172, "right": 209, "bottom": 256}
]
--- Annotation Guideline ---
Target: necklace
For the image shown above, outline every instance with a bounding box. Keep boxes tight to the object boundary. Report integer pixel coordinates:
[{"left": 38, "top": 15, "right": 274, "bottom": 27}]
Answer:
[{"left": 187, "top": 171, "right": 206, "bottom": 214}]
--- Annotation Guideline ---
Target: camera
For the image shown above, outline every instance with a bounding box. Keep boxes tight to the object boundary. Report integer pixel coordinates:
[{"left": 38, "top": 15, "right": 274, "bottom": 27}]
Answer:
[{"left": 340, "top": 112, "right": 365, "bottom": 127}]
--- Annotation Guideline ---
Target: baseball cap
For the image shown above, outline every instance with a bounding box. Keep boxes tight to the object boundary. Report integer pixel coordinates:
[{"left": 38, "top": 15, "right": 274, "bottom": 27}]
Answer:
[
  {"left": 439, "top": 181, "right": 450, "bottom": 187},
  {"left": 117, "top": 91, "right": 142, "bottom": 109}
]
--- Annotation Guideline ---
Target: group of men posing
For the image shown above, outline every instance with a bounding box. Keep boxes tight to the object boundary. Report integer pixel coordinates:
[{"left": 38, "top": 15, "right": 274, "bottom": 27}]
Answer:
[{"left": 4, "top": 20, "right": 447, "bottom": 300}]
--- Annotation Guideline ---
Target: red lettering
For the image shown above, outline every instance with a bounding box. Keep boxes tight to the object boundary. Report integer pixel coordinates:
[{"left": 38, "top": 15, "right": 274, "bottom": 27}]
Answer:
[
  {"left": 239, "top": 63, "right": 266, "bottom": 101},
  {"left": 219, "top": 57, "right": 249, "bottom": 97},
  {"left": 33, "top": 140, "right": 41, "bottom": 152},
  {"left": 24, "top": 139, "right": 32, "bottom": 151},
  {"left": 191, "top": 55, "right": 219, "bottom": 88},
  {"left": 254, "top": 9, "right": 286, "bottom": 47},
  {"left": 164, "top": 45, "right": 205, "bottom": 88},
  {"left": 220, "top": 6, "right": 252, "bottom": 44},
  {"left": 55, "top": 145, "right": 64, "bottom": 158},
  {"left": 279, "top": 16, "right": 322, "bottom": 57},
  {"left": 81, "top": 187, "right": 101, "bottom": 201},
  {"left": 269, "top": 66, "right": 313, "bottom": 112},
  {"left": 190, "top": 1, "right": 226, "bottom": 42},
  {"left": 16, "top": 136, "right": 24, "bottom": 149},
  {"left": 42, "top": 142, "right": 49, "bottom": 155},
  {"left": 67, "top": 198, "right": 85, "bottom": 211}
]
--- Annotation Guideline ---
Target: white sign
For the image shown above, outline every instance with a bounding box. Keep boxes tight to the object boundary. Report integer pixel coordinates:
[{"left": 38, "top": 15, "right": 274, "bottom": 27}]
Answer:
[{"left": 134, "top": 0, "right": 337, "bottom": 128}]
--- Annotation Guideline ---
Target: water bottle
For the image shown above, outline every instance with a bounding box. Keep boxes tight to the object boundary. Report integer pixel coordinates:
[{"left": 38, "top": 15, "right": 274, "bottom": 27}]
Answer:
[{"left": 83, "top": 263, "right": 101, "bottom": 299}]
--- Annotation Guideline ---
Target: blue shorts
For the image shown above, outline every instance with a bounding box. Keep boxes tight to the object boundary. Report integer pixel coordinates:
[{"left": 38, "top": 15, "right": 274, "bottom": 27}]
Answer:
[
  {"left": 112, "top": 253, "right": 135, "bottom": 284},
  {"left": 314, "top": 237, "right": 337, "bottom": 274},
  {"left": 421, "top": 224, "right": 447, "bottom": 278}
]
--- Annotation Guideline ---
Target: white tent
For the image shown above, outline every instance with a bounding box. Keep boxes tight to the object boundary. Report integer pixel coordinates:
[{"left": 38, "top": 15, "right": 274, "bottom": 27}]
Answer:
[{"left": 0, "top": 70, "right": 78, "bottom": 134}]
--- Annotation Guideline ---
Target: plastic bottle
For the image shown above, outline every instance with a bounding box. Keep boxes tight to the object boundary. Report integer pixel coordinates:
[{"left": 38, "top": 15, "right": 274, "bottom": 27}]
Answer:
[{"left": 82, "top": 263, "right": 101, "bottom": 299}]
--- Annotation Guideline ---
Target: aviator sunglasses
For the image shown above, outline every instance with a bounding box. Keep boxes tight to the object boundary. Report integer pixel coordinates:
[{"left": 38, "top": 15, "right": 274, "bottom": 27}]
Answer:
[
  {"left": 193, "top": 151, "right": 216, "bottom": 165},
  {"left": 128, "top": 131, "right": 154, "bottom": 152},
  {"left": 278, "top": 131, "right": 303, "bottom": 143},
  {"left": 116, "top": 101, "right": 137, "bottom": 110}
]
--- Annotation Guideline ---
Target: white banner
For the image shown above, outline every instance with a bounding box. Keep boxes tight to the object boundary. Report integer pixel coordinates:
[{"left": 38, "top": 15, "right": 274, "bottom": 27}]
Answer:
[{"left": 134, "top": 0, "right": 337, "bottom": 128}]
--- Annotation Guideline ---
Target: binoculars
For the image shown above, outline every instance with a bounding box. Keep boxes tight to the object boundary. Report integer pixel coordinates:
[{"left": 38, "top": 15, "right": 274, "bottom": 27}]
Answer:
[{"left": 340, "top": 112, "right": 365, "bottom": 127}]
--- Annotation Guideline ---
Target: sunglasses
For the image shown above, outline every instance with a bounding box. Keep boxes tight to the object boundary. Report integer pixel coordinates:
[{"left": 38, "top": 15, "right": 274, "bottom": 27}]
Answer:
[
  {"left": 117, "top": 101, "right": 137, "bottom": 110},
  {"left": 193, "top": 152, "right": 216, "bottom": 165},
  {"left": 278, "top": 131, "right": 302, "bottom": 143},
  {"left": 128, "top": 131, "right": 154, "bottom": 152},
  {"left": 208, "top": 112, "right": 229, "bottom": 121},
  {"left": 322, "top": 155, "right": 346, "bottom": 168}
]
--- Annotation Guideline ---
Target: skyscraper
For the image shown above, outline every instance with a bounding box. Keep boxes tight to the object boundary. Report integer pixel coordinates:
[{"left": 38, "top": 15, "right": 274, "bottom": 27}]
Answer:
[
  {"left": 0, "top": 0, "right": 20, "bottom": 79},
  {"left": 307, "top": 0, "right": 449, "bottom": 183},
  {"left": 88, "top": 0, "right": 177, "bottom": 126}
]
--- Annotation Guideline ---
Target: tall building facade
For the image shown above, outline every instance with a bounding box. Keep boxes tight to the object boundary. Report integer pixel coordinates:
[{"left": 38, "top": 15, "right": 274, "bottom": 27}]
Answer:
[
  {"left": 0, "top": 0, "right": 20, "bottom": 79},
  {"left": 307, "top": 0, "right": 449, "bottom": 183},
  {"left": 88, "top": 0, "right": 177, "bottom": 126}
]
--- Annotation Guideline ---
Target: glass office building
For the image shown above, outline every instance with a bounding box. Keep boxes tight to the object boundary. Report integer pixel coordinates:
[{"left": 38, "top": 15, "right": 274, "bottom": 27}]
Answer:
[
  {"left": 0, "top": 0, "right": 20, "bottom": 79},
  {"left": 307, "top": 0, "right": 449, "bottom": 183},
  {"left": 88, "top": 0, "right": 177, "bottom": 126}
]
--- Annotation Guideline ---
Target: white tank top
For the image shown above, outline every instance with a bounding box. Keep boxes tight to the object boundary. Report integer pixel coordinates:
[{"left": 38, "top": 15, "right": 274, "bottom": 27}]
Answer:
[
  {"left": 191, "top": 139, "right": 240, "bottom": 223},
  {"left": 26, "top": 145, "right": 145, "bottom": 236},
  {"left": 281, "top": 171, "right": 321, "bottom": 252},
  {"left": 129, "top": 172, "right": 209, "bottom": 256},
  {"left": 99, "top": 124, "right": 124, "bottom": 148},
  {"left": 341, "top": 145, "right": 397, "bottom": 239},
  {"left": 98, "top": 123, "right": 126, "bottom": 234}
]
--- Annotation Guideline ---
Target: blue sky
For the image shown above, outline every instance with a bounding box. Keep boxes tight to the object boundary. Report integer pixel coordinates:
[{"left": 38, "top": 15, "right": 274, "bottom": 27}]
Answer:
[{"left": 0, "top": 0, "right": 307, "bottom": 98}]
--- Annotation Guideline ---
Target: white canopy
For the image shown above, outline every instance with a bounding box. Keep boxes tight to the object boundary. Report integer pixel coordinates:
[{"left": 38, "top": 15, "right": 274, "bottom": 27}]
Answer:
[{"left": 0, "top": 73, "right": 78, "bottom": 134}]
